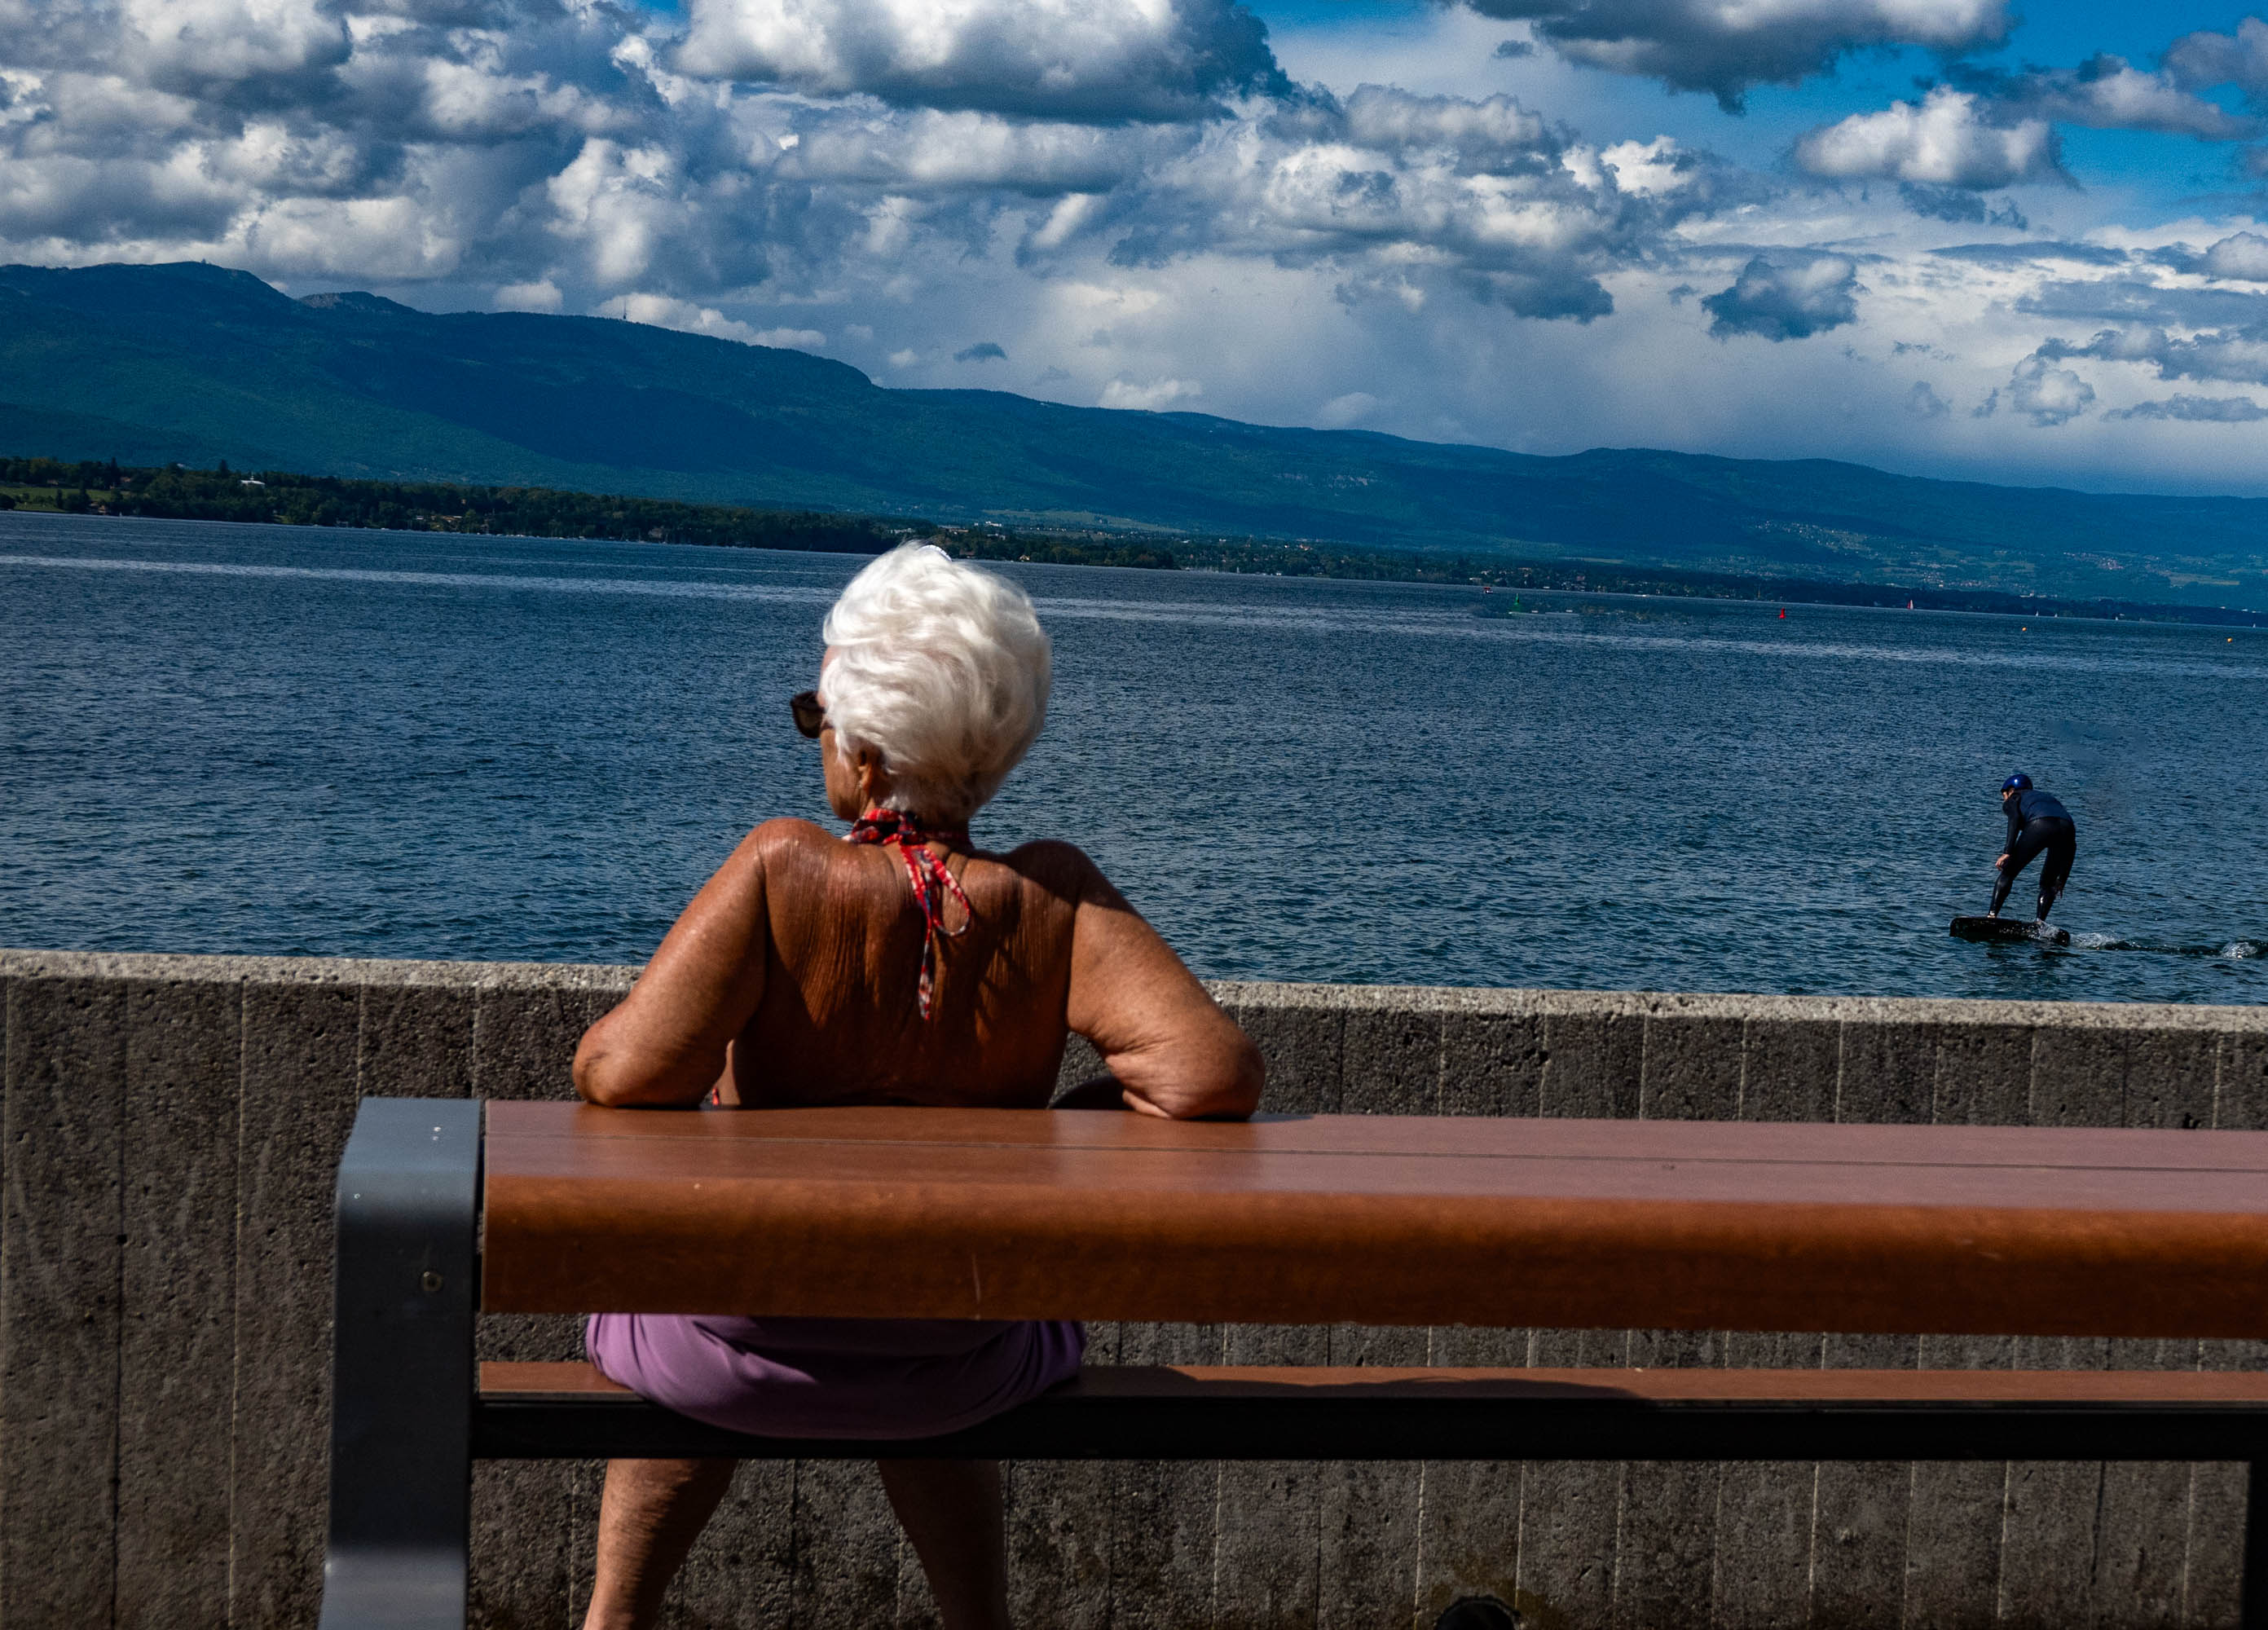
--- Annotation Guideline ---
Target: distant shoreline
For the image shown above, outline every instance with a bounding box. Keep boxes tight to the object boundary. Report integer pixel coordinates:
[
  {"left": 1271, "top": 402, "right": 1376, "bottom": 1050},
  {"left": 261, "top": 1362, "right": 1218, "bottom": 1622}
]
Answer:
[{"left": 7, "top": 452, "right": 2261, "bottom": 630}]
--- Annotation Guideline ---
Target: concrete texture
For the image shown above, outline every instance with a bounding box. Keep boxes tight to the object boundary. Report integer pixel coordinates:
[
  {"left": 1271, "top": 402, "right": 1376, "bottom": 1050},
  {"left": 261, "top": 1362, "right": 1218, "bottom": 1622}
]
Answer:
[{"left": 4, "top": 948, "right": 2267, "bottom": 1630}]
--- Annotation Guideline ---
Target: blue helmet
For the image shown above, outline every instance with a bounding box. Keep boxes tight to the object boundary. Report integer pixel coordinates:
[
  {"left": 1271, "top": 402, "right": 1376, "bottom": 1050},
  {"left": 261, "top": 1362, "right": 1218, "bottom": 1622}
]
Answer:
[{"left": 2002, "top": 773, "right": 2032, "bottom": 793}]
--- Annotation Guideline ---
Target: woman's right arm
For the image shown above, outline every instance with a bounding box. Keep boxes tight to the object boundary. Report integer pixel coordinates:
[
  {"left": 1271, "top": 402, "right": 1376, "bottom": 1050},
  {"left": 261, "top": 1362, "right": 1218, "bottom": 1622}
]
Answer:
[
  {"left": 573, "top": 822, "right": 790, "bottom": 1108},
  {"left": 1059, "top": 852, "right": 1264, "bottom": 1121}
]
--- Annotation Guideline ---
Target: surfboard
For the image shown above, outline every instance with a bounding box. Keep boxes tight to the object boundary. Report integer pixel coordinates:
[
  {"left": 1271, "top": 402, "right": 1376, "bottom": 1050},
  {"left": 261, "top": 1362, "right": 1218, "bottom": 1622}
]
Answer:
[{"left": 1949, "top": 916, "right": 2071, "bottom": 946}]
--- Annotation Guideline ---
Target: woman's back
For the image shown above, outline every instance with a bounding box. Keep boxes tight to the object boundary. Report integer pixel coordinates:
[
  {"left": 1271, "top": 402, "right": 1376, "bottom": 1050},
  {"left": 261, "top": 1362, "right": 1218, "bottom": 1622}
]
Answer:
[
  {"left": 729, "top": 819, "right": 1095, "bottom": 1108},
  {"left": 579, "top": 811, "right": 1257, "bottom": 1122}
]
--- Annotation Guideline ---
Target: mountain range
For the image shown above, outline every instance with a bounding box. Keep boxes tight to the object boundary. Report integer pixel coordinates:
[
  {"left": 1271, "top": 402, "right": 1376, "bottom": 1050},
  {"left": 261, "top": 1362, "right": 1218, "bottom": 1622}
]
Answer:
[{"left": 3, "top": 260, "right": 2265, "bottom": 609}]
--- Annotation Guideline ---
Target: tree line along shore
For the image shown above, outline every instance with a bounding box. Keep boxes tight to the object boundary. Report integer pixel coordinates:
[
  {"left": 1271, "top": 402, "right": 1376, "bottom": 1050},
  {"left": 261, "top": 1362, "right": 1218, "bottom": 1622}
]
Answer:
[{"left": 5, "top": 454, "right": 2259, "bottom": 629}]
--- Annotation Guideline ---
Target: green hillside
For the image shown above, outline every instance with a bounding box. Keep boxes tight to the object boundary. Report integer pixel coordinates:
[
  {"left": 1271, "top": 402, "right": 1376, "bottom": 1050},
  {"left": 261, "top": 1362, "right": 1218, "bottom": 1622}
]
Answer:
[{"left": 3, "top": 260, "right": 2265, "bottom": 608}]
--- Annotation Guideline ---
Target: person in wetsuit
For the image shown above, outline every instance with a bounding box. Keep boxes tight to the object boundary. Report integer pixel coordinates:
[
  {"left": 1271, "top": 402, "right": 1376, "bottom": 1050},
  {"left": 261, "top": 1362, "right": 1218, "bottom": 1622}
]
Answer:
[{"left": 1989, "top": 773, "right": 2077, "bottom": 922}]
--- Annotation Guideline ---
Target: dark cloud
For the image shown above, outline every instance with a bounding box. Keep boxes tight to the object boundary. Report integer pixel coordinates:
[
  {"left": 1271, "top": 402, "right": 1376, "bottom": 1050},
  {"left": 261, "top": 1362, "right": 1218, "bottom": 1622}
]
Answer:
[
  {"left": 2167, "top": 17, "right": 2268, "bottom": 111},
  {"left": 1452, "top": 0, "right": 2010, "bottom": 112},
  {"left": 1942, "top": 54, "right": 2257, "bottom": 139},
  {"left": 1930, "top": 241, "right": 2129, "bottom": 267},
  {"left": 1900, "top": 183, "right": 1984, "bottom": 223},
  {"left": 2016, "top": 280, "right": 2268, "bottom": 328},
  {"left": 677, "top": 0, "right": 1289, "bottom": 123},
  {"left": 954, "top": 341, "right": 1007, "bottom": 361},
  {"left": 1466, "top": 266, "right": 1614, "bottom": 321},
  {"left": 1337, "top": 83, "right": 1561, "bottom": 165},
  {"left": 1068, "top": 82, "right": 1653, "bottom": 324},
  {"left": 2037, "top": 323, "right": 2268, "bottom": 388},
  {"left": 1702, "top": 253, "right": 1860, "bottom": 341},
  {"left": 2105, "top": 394, "right": 2268, "bottom": 421},
  {"left": 1905, "top": 380, "right": 1952, "bottom": 417},
  {"left": 1492, "top": 37, "right": 1535, "bottom": 57}
]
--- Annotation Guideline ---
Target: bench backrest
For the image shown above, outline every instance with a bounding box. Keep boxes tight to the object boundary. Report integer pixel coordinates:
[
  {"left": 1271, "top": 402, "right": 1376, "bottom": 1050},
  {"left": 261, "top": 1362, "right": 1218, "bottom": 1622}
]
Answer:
[{"left": 481, "top": 1101, "right": 2268, "bottom": 1337}]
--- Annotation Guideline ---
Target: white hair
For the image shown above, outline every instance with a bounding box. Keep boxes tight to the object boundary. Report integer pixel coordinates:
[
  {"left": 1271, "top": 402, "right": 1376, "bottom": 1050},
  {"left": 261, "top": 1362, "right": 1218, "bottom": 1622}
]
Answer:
[{"left": 819, "top": 544, "right": 1052, "bottom": 824}]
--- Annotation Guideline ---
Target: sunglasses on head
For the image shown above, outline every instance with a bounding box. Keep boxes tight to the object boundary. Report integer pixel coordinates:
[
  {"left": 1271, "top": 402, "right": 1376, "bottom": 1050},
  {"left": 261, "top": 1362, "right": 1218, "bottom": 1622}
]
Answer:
[{"left": 790, "top": 690, "right": 826, "bottom": 738}]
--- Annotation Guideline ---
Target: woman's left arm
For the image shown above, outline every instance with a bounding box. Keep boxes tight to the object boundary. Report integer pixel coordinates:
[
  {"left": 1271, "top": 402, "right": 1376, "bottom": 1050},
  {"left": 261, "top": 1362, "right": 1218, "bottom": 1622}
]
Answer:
[{"left": 573, "top": 823, "right": 782, "bottom": 1107}]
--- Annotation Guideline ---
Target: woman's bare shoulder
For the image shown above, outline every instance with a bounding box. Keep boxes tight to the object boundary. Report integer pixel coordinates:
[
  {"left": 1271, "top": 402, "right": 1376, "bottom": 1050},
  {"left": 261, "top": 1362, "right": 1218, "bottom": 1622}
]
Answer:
[
  {"left": 746, "top": 815, "right": 838, "bottom": 855},
  {"left": 734, "top": 817, "right": 851, "bottom": 888}
]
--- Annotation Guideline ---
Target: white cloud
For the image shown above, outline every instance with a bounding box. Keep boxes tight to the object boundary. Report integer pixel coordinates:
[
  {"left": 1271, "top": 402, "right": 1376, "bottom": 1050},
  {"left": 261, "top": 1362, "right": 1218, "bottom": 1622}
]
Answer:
[
  {"left": 607, "top": 291, "right": 764, "bottom": 343},
  {"left": 1099, "top": 376, "right": 1203, "bottom": 408},
  {"left": 1795, "top": 87, "right": 2059, "bottom": 190},
  {"left": 244, "top": 192, "right": 465, "bottom": 279},
  {"left": 494, "top": 277, "right": 562, "bottom": 311},
  {"left": 1980, "top": 355, "right": 2095, "bottom": 426},
  {"left": 2203, "top": 231, "right": 2268, "bottom": 282},
  {"left": 1599, "top": 137, "right": 1685, "bottom": 196},
  {"left": 784, "top": 108, "right": 1159, "bottom": 192},
  {"left": 118, "top": 0, "right": 348, "bottom": 98},
  {"left": 1995, "top": 55, "right": 2257, "bottom": 139},
  {"left": 1315, "top": 390, "right": 1380, "bottom": 426},
  {"left": 754, "top": 324, "right": 827, "bottom": 348},
  {"left": 1026, "top": 191, "right": 1106, "bottom": 250}
]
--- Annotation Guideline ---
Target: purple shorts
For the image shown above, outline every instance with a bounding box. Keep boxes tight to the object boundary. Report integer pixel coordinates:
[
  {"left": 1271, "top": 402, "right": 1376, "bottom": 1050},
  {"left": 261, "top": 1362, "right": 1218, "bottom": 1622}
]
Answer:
[{"left": 586, "top": 1313, "right": 1086, "bottom": 1440}]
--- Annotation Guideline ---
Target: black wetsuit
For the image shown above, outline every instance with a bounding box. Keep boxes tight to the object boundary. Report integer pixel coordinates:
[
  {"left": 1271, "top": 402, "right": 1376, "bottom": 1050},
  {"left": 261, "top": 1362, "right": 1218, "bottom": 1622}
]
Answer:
[{"left": 1991, "top": 788, "right": 2077, "bottom": 919}]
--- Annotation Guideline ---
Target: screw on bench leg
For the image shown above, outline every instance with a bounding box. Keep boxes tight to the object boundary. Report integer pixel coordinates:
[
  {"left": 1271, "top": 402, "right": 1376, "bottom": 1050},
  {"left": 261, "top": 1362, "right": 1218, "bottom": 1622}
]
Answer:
[{"left": 319, "top": 1098, "right": 482, "bottom": 1630}]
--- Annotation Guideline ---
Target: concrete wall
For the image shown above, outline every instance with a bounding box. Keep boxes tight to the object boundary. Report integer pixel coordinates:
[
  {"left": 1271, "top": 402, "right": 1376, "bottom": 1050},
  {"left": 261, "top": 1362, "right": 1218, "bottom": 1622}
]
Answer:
[{"left": 2, "top": 949, "right": 2266, "bottom": 1630}]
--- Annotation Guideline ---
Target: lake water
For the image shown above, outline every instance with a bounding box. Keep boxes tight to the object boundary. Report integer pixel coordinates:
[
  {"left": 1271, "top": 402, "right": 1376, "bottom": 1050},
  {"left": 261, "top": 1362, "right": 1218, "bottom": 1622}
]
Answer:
[{"left": 4, "top": 509, "right": 2264, "bottom": 1004}]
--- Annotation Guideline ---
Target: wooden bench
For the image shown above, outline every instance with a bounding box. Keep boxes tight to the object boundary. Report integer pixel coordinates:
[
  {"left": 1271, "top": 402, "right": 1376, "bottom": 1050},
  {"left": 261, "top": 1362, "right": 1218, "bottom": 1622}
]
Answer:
[{"left": 319, "top": 1098, "right": 2268, "bottom": 1629}]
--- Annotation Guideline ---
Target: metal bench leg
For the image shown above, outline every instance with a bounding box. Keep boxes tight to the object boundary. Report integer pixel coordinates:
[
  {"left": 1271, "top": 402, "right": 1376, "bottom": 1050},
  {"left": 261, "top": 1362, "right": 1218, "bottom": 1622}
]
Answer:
[
  {"left": 319, "top": 1098, "right": 483, "bottom": 1630},
  {"left": 2244, "top": 1461, "right": 2268, "bottom": 1630}
]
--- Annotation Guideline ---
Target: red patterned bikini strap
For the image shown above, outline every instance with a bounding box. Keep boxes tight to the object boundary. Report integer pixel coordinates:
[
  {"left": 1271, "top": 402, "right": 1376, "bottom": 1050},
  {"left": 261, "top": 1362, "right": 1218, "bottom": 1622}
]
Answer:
[{"left": 846, "top": 808, "right": 975, "bottom": 1021}]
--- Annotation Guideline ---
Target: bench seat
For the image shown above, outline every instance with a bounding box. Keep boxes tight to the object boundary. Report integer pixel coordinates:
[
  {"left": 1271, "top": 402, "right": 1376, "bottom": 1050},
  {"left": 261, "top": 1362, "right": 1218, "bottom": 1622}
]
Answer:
[{"left": 475, "top": 1361, "right": 2268, "bottom": 1465}]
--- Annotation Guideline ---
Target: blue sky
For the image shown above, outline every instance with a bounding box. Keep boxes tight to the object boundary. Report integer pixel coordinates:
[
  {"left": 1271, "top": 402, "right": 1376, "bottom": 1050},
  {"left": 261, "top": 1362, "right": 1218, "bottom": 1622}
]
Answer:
[
  {"left": 1254, "top": 0, "right": 2261, "bottom": 200},
  {"left": 10, "top": 0, "right": 2268, "bottom": 492}
]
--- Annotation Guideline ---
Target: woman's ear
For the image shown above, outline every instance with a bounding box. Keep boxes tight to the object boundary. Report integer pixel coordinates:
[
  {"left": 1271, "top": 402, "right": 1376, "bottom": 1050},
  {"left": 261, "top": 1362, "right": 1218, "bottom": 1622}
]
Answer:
[{"left": 853, "top": 745, "right": 885, "bottom": 805}]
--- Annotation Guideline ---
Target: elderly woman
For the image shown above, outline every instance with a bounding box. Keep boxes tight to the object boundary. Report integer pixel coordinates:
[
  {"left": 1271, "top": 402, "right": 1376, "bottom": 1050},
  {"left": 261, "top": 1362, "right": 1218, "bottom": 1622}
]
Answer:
[{"left": 572, "top": 544, "right": 1264, "bottom": 1630}]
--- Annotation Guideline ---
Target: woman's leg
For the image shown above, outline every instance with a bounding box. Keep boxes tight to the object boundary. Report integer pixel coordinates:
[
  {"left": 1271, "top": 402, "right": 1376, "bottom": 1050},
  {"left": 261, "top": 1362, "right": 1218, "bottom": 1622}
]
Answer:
[
  {"left": 878, "top": 1459, "right": 1011, "bottom": 1630},
  {"left": 584, "top": 1458, "right": 737, "bottom": 1630}
]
